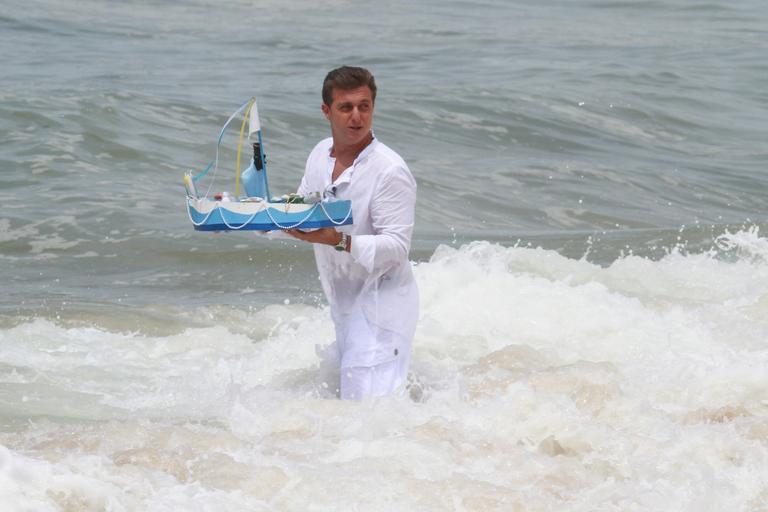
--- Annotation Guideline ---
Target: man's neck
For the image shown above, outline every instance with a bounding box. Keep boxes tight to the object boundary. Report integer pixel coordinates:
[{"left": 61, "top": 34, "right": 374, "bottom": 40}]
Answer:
[{"left": 330, "top": 131, "right": 374, "bottom": 167}]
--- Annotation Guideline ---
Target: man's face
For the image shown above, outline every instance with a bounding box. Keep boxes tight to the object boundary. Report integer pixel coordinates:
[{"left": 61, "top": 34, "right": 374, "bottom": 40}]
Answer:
[{"left": 322, "top": 85, "right": 374, "bottom": 148}]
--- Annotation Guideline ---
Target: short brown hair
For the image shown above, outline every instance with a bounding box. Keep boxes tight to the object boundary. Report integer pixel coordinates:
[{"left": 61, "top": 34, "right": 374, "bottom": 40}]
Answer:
[{"left": 322, "top": 66, "right": 377, "bottom": 106}]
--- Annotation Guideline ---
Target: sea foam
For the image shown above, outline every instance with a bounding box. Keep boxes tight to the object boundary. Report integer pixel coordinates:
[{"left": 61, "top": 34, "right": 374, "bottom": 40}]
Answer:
[{"left": 1, "top": 232, "right": 767, "bottom": 510}]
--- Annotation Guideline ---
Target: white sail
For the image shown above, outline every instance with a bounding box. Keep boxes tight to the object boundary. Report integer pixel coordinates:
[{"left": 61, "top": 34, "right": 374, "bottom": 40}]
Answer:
[{"left": 248, "top": 99, "right": 261, "bottom": 140}]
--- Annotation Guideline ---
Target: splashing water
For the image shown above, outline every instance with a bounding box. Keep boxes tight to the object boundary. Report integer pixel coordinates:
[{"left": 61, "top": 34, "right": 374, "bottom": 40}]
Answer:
[{"left": 2, "top": 230, "right": 768, "bottom": 511}]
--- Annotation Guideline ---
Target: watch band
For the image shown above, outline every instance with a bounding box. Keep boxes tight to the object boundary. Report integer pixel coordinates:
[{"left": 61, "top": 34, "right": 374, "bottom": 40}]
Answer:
[{"left": 334, "top": 231, "right": 348, "bottom": 252}]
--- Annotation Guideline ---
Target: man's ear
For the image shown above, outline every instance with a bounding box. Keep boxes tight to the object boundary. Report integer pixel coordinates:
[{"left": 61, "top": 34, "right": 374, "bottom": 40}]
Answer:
[{"left": 321, "top": 103, "right": 331, "bottom": 119}]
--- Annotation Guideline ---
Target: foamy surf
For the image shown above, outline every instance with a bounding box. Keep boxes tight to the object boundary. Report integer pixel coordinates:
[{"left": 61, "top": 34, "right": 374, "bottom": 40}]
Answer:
[{"left": 2, "top": 230, "right": 767, "bottom": 510}]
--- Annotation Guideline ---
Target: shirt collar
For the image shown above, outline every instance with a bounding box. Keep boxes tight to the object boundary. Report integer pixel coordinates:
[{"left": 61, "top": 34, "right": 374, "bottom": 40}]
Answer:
[
  {"left": 326, "top": 133, "right": 377, "bottom": 187},
  {"left": 354, "top": 132, "right": 377, "bottom": 164}
]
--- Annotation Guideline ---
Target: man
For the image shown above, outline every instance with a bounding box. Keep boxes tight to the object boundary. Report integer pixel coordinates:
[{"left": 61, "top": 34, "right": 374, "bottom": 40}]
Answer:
[{"left": 286, "top": 66, "right": 418, "bottom": 401}]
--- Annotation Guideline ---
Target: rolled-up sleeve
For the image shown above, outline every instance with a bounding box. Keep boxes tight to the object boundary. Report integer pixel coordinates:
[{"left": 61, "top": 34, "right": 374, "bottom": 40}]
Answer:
[{"left": 350, "top": 164, "right": 416, "bottom": 275}]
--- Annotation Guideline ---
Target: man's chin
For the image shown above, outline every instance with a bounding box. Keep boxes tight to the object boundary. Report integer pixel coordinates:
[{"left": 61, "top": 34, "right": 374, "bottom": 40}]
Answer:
[{"left": 334, "top": 129, "right": 371, "bottom": 147}]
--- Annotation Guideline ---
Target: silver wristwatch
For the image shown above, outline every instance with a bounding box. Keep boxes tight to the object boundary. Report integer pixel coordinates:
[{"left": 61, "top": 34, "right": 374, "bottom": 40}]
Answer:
[{"left": 334, "top": 231, "right": 348, "bottom": 252}]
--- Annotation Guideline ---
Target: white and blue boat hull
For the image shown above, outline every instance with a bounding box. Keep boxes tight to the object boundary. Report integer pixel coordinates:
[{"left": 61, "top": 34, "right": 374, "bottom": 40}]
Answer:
[{"left": 187, "top": 197, "right": 353, "bottom": 231}]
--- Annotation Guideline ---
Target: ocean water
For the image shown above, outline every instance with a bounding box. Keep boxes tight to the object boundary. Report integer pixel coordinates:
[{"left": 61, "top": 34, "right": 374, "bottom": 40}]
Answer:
[{"left": 2, "top": 0, "right": 768, "bottom": 510}]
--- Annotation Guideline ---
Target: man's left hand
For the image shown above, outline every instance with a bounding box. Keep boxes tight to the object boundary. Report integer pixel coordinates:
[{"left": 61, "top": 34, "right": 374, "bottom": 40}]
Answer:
[{"left": 284, "top": 227, "right": 341, "bottom": 246}]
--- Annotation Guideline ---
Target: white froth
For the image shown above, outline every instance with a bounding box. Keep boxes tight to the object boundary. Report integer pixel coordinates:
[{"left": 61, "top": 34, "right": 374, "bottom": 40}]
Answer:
[{"left": 2, "top": 231, "right": 768, "bottom": 510}]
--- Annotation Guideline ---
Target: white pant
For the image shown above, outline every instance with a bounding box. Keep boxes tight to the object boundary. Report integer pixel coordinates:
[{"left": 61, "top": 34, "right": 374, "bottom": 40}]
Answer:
[
  {"left": 332, "top": 305, "right": 411, "bottom": 400},
  {"left": 340, "top": 354, "right": 409, "bottom": 401}
]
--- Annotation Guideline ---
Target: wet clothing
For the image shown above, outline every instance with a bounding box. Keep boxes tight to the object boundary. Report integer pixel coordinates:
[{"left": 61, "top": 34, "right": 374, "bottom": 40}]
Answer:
[{"left": 298, "top": 136, "right": 418, "bottom": 393}]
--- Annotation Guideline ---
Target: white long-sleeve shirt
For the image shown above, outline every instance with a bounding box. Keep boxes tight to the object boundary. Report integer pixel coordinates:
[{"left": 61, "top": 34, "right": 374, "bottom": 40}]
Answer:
[{"left": 298, "top": 137, "right": 418, "bottom": 368}]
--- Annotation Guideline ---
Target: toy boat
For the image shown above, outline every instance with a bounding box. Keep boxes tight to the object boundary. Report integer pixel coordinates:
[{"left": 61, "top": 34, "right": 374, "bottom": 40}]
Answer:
[{"left": 184, "top": 98, "right": 353, "bottom": 231}]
